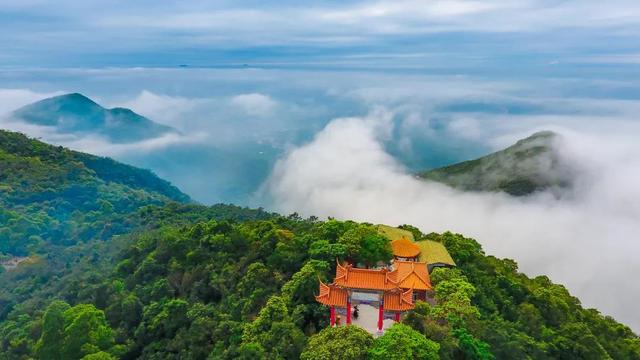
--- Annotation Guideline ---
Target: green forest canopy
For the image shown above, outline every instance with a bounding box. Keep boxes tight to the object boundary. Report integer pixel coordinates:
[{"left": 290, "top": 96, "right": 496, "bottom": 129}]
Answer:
[
  {"left": 1, "top": 130, "right": 638, "bottom": 359},
  {"left": 1, "top": 209, "right": 638, "bottom": 359},
  {"left": 0, "top": 130, "right": 190, "bottom": 255}
]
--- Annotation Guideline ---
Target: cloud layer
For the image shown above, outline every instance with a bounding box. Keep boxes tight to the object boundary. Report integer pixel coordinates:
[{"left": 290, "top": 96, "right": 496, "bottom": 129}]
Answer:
[
  {"left": 263, "top": 109, "right": 640, "bottom": 331},
  {"left": 2, "top": 1, "right": 640, "bottom": 68}
]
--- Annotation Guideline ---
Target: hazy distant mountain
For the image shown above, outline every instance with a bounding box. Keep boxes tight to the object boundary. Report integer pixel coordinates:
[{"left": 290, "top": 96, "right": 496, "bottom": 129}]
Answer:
[
  {"left": 419, "top": 131, "right": 574, "bottom": 196},
  {"left": 11, "top": 93, "right": 175, "bottom": 143}
]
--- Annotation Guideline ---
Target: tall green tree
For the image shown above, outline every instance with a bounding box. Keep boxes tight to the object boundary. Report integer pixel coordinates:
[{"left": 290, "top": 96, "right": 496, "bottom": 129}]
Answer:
[
  {"left": 35, "top": 301, "right": 70, "bottom": 360},
  {"left": 369, "top": 323, "right": 440, "bottom": 360},
  {"left": 338, "top": 224, "right": 391, "bottom": 267},
  {"left": 300, "top": 325, "right": 374, "bottom": 360},
  {"left": 36, "top": 301, "right": 115, "bottom": 360},
  {"left": 242, "top": 296, "right": 306, "bottom": 359}
]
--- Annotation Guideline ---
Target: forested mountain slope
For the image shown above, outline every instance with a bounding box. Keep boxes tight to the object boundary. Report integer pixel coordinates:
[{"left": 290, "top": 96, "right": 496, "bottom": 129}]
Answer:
[
  {"left": 1, "top": 207, "right": 638, "bottom": 359},
  {"left": 0, "top": 130, "right": 190, "bottom": 256},
  {"left": 419, "top": 131, "right": 574, "bottom": 196},
  {"left": 1, "top": 130, "right": 637, "bottom": 360}
]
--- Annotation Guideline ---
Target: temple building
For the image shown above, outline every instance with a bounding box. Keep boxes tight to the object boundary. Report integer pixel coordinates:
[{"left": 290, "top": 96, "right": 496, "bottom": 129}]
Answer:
[
  {"left": 316, "top": 260, "right": 430, "bottom": 333},
  {"left": 315, "top": 226, "right": 456, "bottom": 333},
  {"left": 416, "top": 240, "right": 457, "bottom": 273},
  {"left": 390, "top": 238, "right": 421, "bottom": 262}
]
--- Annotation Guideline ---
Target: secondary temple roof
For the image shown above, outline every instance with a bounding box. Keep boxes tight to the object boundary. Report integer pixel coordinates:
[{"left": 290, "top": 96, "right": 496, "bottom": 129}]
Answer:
[
  {"left": 416, "top": 240, "right": 457, "bottom": 266},
  {"left": 391, "top": 238, "right": 421, "bottom": 258},
  {"left": 394, "top": 260, "right": 432, "bottom": 291},
  {"left": 384, "top": 288, "right": 415, "bottom": 311},
  {"left": 316, "top": 281, "right": 348, "bottom": 307}
]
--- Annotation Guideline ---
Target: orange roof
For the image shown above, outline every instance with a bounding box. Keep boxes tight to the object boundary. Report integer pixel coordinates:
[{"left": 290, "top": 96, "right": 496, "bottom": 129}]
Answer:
[
  {"left": 384, "top": 289, "right": 414, "bottom": 311},
  {"left": 316, "top": 281, "right": 348, "bottom": 307},
  {"left": 334, "top": 262, "right": 399, "bottom": 291},
  {"left": 391, "top": 238, "right": 421, "bottom": 258},
  {"left": 394, "top": 260, "right": 432, "bottom": 291}
]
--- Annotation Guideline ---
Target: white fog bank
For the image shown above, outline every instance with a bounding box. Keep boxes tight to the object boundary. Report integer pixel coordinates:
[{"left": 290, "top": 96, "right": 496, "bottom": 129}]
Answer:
[{"left": 263, "top": 109, "right": 640, "bottom": 331}]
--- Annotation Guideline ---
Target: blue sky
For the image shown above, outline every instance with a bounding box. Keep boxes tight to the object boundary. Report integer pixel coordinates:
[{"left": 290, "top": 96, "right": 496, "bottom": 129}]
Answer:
[{"left": 2, "top": 0, "right": 640, "bottom": 72}]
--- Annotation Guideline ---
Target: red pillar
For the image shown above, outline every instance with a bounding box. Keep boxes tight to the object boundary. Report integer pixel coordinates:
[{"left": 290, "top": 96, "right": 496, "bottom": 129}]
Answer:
[
  {"left": 394, "top": 312, "right": 401, "bottom": 322},
  {"left": 346, "top": 301, "right": 352, "bottom": 325},
  {"left": 377, "top": 302, "right": 384, "bottom": 332},
  {"left": 330, "top": 306, "right": 336, "bottom": 326}
]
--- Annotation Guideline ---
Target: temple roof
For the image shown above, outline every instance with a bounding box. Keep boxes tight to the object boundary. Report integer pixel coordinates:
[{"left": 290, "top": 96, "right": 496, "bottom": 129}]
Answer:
[
  {"left": 377, "top": 224, "right": 415, "bottom": 242},
  {"left": 316, "top": 263, "right": 423, "bottom": 311},
  {"left": 332, "top": 260, "right": 432, "bottom": 292},
  {"left": 417, "top": 240, "right": 456, "bottom": 266},
  {"left": 391, "top": 238, "right": 421, "bottom": 258},
  {"left": 384, "top": 288, "right": 414, "bottom": 311},
  {"left": 315, "top": 280, "right": 348, "bottom": 307},
  {"left": 394, "top": 260, "right": 432, "bottom": 291},
  {"left": 334, "top": 262, "right": 399, "bottom": 291}
]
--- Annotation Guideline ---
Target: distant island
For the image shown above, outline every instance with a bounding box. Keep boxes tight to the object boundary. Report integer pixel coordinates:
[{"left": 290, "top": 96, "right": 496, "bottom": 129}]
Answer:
[{"left": 10, "top": 93, "right": 177, "bottom": 143}]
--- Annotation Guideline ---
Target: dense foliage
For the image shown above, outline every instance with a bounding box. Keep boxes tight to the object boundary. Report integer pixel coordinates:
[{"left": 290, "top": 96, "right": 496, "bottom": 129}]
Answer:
[
  {"left": 1, "top": 133, "right": 638, "bottom": 359},
  {"left": 0, "top": 129, "right": 189, "bottom": 256},
  {"left": 1, "top": 212, "right": 638, "bottom": 359}
]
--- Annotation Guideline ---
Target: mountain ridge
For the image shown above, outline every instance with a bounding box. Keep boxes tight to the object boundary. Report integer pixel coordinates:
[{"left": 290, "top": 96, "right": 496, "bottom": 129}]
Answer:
[
  {"left": 10, "top": 93, "right": 176, "bottom": 144},
  {"left": 419, "top": 131, "right": 574, "bottom": 196}
]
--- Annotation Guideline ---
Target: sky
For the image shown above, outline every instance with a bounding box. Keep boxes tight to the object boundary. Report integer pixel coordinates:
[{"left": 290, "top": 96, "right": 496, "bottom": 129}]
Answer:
[
  {"left": 1, "top": 0, "right": 640, "bottom": 71},
  {"left": 1, "top": 0, "right": 640, "bottom": 331}
]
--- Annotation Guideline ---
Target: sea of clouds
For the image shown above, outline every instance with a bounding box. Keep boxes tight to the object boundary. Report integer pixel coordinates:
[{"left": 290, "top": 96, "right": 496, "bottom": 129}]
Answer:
[{"left": 263, "top": 107, "right": 640, "bottom": 331}]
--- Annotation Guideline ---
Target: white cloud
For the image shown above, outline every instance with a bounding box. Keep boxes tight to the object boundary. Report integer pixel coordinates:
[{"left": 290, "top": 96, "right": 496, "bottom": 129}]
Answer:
[
  {"left": 231, "top": 93, "right": 278, "bottom": 116},
  {"left": 113, "top": 90, "right": 199, "bottom": 127},
  {"left": 446, "top": 117, "right": 483, "bottom": 140},
  {"left": 0, "top": 89, "right": 63, "bottom": 115},
  {"left": 60, "top": 131, "right": 207, "bottom": 157},
  {"left": 263, "top": 108, "right": 640, "bottom": 331},
  {"left": 0, "top": 115, "right": 205, "bottom": 157},
  {"left": 89, "top": 0, "right": 640, "bottom": 42}
]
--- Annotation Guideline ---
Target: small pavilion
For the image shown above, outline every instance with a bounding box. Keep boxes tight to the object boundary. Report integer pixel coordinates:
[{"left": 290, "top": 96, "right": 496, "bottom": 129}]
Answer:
[
  {"left": 391, "top": 238, "right": 421, "bottom": 262},
  {"left": 316, "top": 225, "right": 456, "bottom": 333},
  {"left": 316, "top": 260, "right": 432, "bottom": 332}
]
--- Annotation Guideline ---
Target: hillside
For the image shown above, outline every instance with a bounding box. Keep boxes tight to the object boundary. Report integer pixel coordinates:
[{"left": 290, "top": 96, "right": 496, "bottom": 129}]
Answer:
[
  {"left": 419, "top": 131, "right": 574, "bottom": 196},
  {"left": 10, "top": 93, "right": 176, "bottom": 143},
  {"left": 0, "top": 131, "right": 638, "bottom": 360},
  {"left": 0, "top": 130, "right": 190, "bottom": 255},
  {"left": 0, "top": 213, "right": 638, "bottom": 359}
]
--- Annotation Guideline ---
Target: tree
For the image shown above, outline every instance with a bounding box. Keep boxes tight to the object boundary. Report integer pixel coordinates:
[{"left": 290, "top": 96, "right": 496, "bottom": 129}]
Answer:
[
  {"left": 453, "top": 327, "right": 494, "bottom": 360},
  {"left": 549, "top": 323, "right": 612, "bottom": 360},
  {"left": 402, "top": 301, "right": 465, "bottom": 360},
  {"left": 36, "top": 300, "right": 70, "bottom": 360},
  {"left": 36, "top": 301, "right": 115, "bottom": 360},
  {"left": 359, "top": 232, "right": 392, "bottom": 267},
  {"left": 338, "top": 224, "right": 392, "bottom": 267},
  {"left": 369, "top": 323, "right": 439, "bottom": 360},
  {"left": 242, "top": 296, "right": 306, "bottom": 359},
  {"left": 80, "top": 351, "right": 116, "bottom": 360},
  {"left": 61, "top": 304, "right": 115, "bottom": 360},
  {"left": 431, "top": 268, "right": 480, "bottom": 323},
  {"left": 300, "top": 325, "right": 374, "bottom": 360}
]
